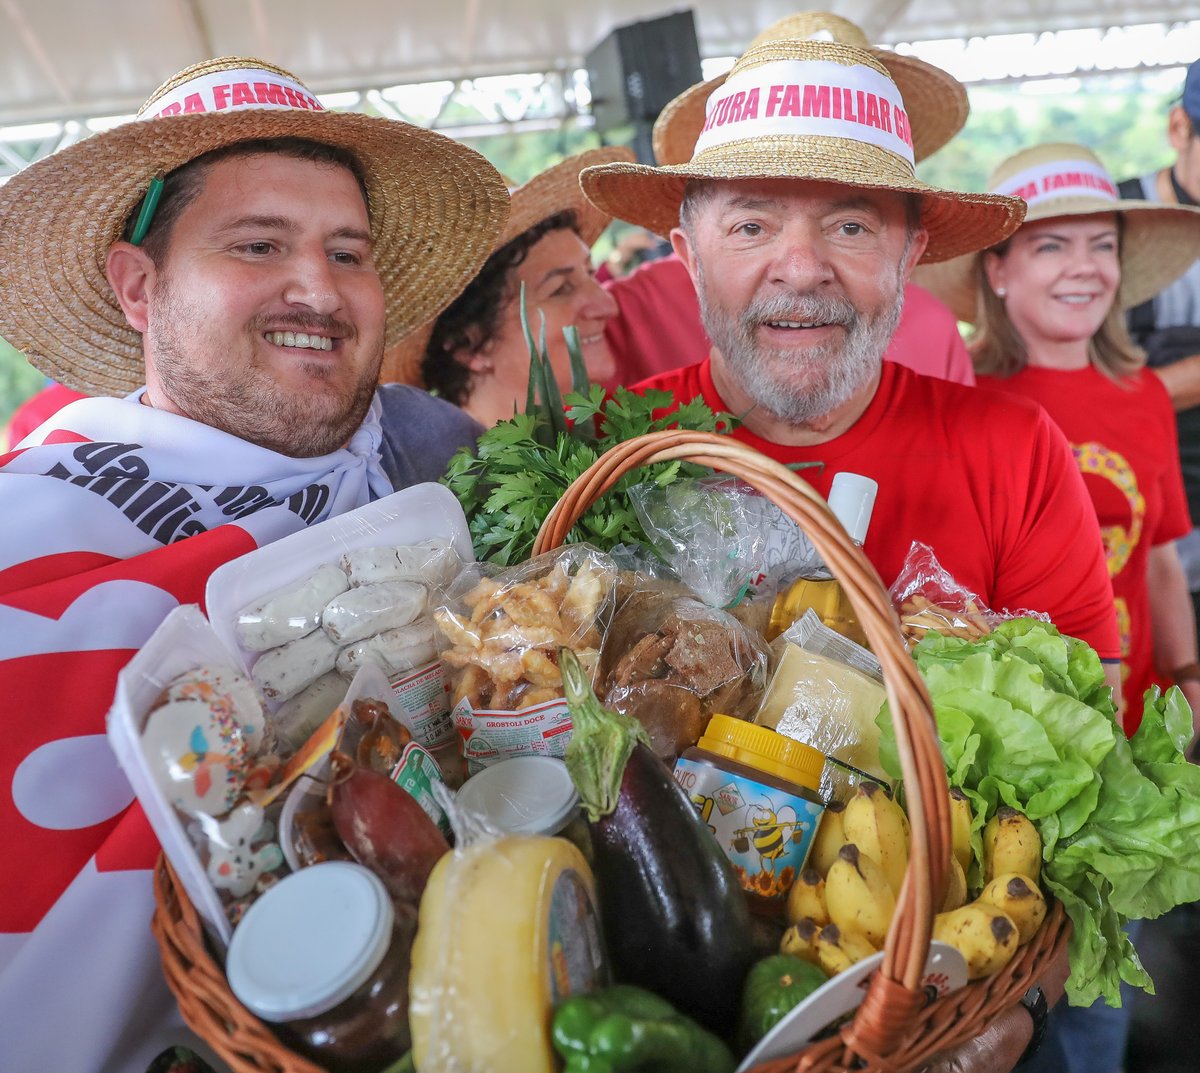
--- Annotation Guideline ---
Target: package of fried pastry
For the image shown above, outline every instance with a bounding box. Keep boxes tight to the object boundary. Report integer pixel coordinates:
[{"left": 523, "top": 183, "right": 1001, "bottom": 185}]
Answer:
[
  {"left": 888, "top": 540, "right": 1049, "bottom": 648},
  {"left": 432, "top": 544, "right": 618, "bottom": 774}
]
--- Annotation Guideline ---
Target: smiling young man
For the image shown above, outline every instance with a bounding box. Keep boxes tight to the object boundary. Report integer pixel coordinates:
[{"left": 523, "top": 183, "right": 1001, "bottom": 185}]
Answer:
[
  {"left": 581, "top": 37, "right": 1122, "bottom": 674},
  {"left": 0, "top": 57, "right": 508, "bottom": 1073}
]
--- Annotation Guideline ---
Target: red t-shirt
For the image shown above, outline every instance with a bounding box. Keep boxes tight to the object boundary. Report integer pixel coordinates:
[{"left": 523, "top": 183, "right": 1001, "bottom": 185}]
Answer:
[
  {"left": 979, "top": 366, "right": 1191, "bottom": 732},
  {"left": 635, "top": 358, "right": 1120, "bottom": 661},
  {"left": 603, "top": 253, "right": 975, "bottom": 389},
  {"left": 3, "top": 383, "right": 88, "bottom": 450}
]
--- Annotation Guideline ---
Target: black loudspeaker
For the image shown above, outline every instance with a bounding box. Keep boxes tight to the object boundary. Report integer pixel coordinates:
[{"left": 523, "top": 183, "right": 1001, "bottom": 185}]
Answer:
[{"left": 585, "top": 8, "right": 703, "bottom": 160}]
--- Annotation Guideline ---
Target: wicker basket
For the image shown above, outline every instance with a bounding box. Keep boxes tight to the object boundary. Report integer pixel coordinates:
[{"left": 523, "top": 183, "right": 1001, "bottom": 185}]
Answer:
[{"left": 152, "top": 429, "right": 1071, "bottom": 1073}]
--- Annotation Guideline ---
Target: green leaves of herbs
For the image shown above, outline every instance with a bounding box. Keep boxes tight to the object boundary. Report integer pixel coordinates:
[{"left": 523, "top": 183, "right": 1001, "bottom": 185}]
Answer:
[{"left": 442, "top": 289, "right": 733, "bottom": 564}]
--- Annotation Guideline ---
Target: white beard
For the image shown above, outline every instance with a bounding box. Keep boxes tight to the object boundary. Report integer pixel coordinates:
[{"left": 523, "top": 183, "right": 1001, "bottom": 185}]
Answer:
[{"left": 697, "top": 261, "right": 907, "bottom": 426}]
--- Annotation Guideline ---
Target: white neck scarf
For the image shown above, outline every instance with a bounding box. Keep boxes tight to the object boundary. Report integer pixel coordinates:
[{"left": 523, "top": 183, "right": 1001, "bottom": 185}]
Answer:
[{"left": 0, "top": 391, "right": 392, "bottom": 1072}]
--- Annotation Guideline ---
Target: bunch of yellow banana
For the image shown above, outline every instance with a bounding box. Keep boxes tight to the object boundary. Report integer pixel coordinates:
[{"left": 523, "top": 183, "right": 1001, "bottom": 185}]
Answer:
[
  {"left": 780, "top": 784, "right": 1049, "bottom": 983},
  {"left": 780, "top": 782, "right": 908, "bottom": 975},
  {"left": 933, "top": 803, "right": 1046, "bottom": 979}
]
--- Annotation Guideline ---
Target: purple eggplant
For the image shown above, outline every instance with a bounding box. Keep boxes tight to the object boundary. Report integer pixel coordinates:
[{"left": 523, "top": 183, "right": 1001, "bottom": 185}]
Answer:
[{"left": 561, "top": 648, "right": 756, "bottom": 1036}]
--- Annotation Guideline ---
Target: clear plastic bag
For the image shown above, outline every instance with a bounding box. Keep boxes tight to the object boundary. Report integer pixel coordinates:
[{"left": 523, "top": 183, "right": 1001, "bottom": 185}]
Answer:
[
  {"left": 433, "top": 545, "right": 618, "bottom": 772},
  {"left": 628, "top": 477, "right": 774, "bottom": 609},
  {"left": 889, "top": 541, "right": 1049, "bottom": 648},
  {"left": 755, "top": 610, "right": 889, "bottom": 801},
  {"left": 599, "top": 584, "right": 771, "bottom": 763}
]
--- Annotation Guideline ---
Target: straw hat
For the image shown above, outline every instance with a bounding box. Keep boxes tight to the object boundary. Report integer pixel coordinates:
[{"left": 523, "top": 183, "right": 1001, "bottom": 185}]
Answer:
[
  {"left": 914, "top": 142, "right": 1200, "bottom": 322},
  {"left": 379, "top": 145, "right": 634, "bottom": 385},
  {"left": 0, "top": 56, "right": 511, "bottom": 397},
  {"left": 500, "top": 144, "right": 634, "bottom": 247},
  {"left": 581, "top": 39, "right": 1023, "bottom": 264},
  {"left": 652, "top": 11, "right": 968, "bottom": 167}
]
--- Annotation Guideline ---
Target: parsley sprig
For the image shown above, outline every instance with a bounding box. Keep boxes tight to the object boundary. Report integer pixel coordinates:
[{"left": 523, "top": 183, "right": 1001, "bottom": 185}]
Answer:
[{"left": 443, "top": 290, "right": 733, "bottom": 565}]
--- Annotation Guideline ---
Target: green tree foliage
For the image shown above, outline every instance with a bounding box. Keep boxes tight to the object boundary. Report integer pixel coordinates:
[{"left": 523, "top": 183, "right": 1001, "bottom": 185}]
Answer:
[{"left": 918, "top": 77, "right": 1176, "bottom": 192}]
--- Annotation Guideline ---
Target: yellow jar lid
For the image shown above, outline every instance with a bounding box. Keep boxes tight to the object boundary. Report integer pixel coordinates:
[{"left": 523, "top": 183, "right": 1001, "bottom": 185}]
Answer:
[{"left": 698, "top": 715, "right": 824, "bottom": 792}]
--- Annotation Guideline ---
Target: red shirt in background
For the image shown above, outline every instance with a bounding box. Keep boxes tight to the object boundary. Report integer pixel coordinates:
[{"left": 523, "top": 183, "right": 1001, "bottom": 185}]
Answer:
[
  {"left": 979, "top": 366, "right": 1191, "bottom": 733},
  {"left": 634, "top": 358, "right": 1120, "bottom": 661},
  {"left": 603, "top": 253, "right": 975, "bottom": 389},
  {"left": 4, "top": 383, "right": 88, "bottom": 450}
]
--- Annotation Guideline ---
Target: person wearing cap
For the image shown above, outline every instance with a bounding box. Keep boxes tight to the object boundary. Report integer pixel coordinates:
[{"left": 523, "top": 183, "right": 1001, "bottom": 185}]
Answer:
[
  {"left": 0, "top": 57, "right": 508, "bottom": 1073},
  {"left": 1117, "top": 59, "right": 1200, "bottom": 647},
  {"left": 581, "top": 36, "right": 1121, "bottom": 672},
  {"left": 600, "top": 11, "right": 977, "bottom": 392},
  {"left": 921, "top": 142, "right": 1200, "bottom": 745},
  {"left": 386, "top": 147, "right": 630, "bottom": 425},
  {"left": 920, "top": 141, "right": 1200, "bottom": 1073}
]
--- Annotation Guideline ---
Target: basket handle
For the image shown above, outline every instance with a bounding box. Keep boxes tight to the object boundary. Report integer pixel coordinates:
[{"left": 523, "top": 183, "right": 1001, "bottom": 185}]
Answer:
[{"left": 533, "top": 429, "right": 952, "bottom": 1060}]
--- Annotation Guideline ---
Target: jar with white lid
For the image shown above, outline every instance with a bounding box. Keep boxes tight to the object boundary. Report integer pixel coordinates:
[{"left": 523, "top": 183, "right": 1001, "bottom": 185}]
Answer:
[
  {"left": 455, "top": 755, "right": 591, "bottom": 858},
  {"left": 225, "top": 860, "right": 414, "bottom": 1072}
]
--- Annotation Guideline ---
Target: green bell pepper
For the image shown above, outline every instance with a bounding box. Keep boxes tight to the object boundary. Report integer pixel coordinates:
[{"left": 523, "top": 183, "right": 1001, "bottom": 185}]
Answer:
[{"left": 552, "top": 985, "right": 735, "bottom": 1073}]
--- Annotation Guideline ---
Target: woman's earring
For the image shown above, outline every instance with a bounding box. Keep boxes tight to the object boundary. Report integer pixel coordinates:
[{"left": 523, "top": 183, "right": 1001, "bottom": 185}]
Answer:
[{"left": 995, "top": 286, "right": 1007, "bottom": 298}]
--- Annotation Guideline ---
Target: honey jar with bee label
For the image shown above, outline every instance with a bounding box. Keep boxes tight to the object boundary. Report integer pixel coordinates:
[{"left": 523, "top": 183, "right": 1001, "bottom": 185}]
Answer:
[{"left": 672, "top": 715, "right": 825, "bottom": 912}]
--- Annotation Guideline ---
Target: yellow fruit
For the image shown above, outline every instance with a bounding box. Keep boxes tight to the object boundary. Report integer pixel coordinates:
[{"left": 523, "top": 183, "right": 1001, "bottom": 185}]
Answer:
[
  {"left": 786, "top": 868, "right": 830, "bottom": 927},
  {"left": 942, "top": 855, "right": 968, "bottom": 913},
  {"left": 949, "top": 787, "right": 974, "bottom": 877},
  {"left": 808, "top": 802, "right": 847, "bottom": 877},
  {"left": 815, "top": 923, "right": 878, "bottom": 976},
  {"left": 983, "top": 807, "right": 1042, "bottom": 885},
  {"left": 825, "top": 844, "right": 895, "bottom": 948},
  {"left": 932, "top": 903, "right": 1019, "bottom": 980},
  {"left": 780, "top": 917, "right": 823, "bottom": 966},
  {"left": 843, "top": 782, "right": 910, "bottom": 897},
  {"left": 977, "top": 873, "right": 1047, "bottom": 945}
]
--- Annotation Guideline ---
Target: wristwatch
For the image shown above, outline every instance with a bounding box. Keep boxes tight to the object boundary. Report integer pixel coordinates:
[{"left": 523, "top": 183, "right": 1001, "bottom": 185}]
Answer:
[{"left": 1015, "top": 984, "right": 1048, "bottom": 1067}]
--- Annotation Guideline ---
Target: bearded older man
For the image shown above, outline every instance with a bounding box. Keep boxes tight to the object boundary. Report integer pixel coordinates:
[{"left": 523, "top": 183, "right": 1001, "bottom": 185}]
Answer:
[
  {"left": 582, "top": 37, "right": 1120, "bottom": 673},
  {"left": 581, "top": 33, "right": 1120, "bottom": 1073}
]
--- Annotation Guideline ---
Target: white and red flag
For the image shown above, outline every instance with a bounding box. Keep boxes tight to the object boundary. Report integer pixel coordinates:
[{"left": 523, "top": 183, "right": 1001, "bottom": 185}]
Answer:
[{"left": 0, "top": 393, "right": 390, "bottom": 1072}]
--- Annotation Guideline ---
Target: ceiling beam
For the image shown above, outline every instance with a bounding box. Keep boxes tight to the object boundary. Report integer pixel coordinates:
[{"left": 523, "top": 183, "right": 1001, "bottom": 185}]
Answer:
[
  {"left": 174, "top": 0, "right": 215, "bottom": 59},
  {"left": 0, "top": 0, "right": 71, "bottom": 104},
  {"left": 859, "top": 0, "right": 918, "bottom": 40},
  {"left": 461, "top": 0, "right": 483, "bottom": 71},
  {"left": 247, "top": 0, "right": 271, "bottom": 60}
]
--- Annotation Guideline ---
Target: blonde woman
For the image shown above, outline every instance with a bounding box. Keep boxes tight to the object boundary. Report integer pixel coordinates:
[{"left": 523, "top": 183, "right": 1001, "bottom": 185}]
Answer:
[
  {"left": 923, "top": 143, "right": 1200, "bottom": 745},
  {"left": 921, "top": 140, "right": 1200, "bottom": 1073}
]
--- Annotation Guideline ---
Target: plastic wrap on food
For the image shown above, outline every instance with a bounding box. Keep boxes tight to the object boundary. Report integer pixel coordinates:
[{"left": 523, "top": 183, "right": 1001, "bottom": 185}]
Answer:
[
  {"left": 108, "top": 607, "right": 291, "bottom": 946},
  {"left": 600, "top": 587, "right": 771, "bottom": 763},
  {"left": 755, "top": 611, "right": 889, "bottom": 801},
  {"left": 321, "top": 580, "right": 428, "bottom": 645},
  {"left": 252, "top": 627, "right": 341, "bottom": 702},
  {"left": 433, "top": 545, "right": 617, "bottom": 772},
  {"left": 628, "top": 477, "right": 774, "bottom": 610},
  {"left": 342, "top": 538, "right": 463, "bottom": 589},
  {"left": 234, "top": 562, "right": 349, "bottom": 652},
  {"left": 140, "top": 662, "right": 268, "bottom": 818},
  {"left": 273, "top": 670, "right": 349, "bottom": 753},
  {"left": 336, "top": 620, "right": 439, "bottom": 678},
  {"left": 196, "top": 801, "right": 285, "bottom": 899},
  {"left": 890, "top": 540, "right": 1049, "bottom": 648}
]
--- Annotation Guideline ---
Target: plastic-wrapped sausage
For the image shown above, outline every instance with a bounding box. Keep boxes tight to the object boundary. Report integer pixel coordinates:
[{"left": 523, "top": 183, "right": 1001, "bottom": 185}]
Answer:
[
  {"left": 235, "top": 563, "right": 349, "bottom": 652},
  {"left": 252, "top": 628, "right": 341, "bottom": 702},
  {"left": 341, "top": 540, "right": 462, "bottom": 589},
  {"left": 336, "top": 620, "right": 439, "bottom": 678},
  {"left": 273, "top": 670, "right": 348, "bottom": 751},
  {"left": 321, "top": 581, "right": 428, "bottom": 646}
]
